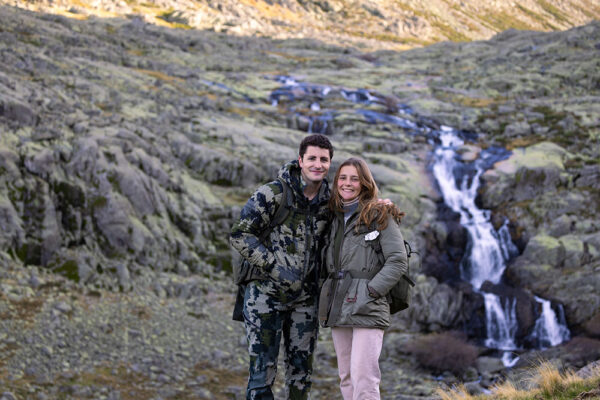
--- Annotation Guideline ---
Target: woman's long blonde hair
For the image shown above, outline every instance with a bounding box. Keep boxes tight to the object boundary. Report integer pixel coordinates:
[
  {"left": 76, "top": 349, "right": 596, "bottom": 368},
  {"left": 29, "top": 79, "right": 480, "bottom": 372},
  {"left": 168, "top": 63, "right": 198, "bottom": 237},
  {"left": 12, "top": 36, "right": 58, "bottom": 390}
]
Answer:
[{"left": 329, "top": 157, "right": 405, "bottom": 230}]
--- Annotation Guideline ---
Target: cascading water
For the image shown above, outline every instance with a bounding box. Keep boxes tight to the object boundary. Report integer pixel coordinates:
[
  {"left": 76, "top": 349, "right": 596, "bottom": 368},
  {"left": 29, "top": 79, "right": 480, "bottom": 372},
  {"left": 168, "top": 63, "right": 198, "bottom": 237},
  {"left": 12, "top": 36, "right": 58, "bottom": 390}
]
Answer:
[
  {"left": 268, "top": 77, "right": 571, "bottom": 363},
  {"left": 530, "top": 296, "right": 571, "bottom": 348},
  {"left": 430, "top": 125, "right": 570, "bottom": 363},
  {"left": 431, "top": 128, "right": 512, "bottom": 289},
  {"left": 483, "top": 293, "right": 518, "bottom": 350}
]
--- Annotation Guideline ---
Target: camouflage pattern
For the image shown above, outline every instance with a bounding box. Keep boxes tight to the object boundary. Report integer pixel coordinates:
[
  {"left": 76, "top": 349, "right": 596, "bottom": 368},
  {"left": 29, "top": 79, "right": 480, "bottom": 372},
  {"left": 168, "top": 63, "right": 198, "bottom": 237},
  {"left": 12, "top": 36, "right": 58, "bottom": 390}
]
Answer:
[
  {"left": 230, "top": 160, "right": 331, "bottom": 399},
  {"left": 230, "top": 160, "right": 331, "bottom": 297},
  {"left": 243, "top": 278, "right": 319, "bottom": 399}
]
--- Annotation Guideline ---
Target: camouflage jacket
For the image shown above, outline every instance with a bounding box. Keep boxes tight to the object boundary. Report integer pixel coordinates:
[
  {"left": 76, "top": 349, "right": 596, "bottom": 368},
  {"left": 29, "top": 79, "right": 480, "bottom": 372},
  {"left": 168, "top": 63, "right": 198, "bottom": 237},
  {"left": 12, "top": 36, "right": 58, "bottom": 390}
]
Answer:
[{"left": 230, "top": 160, "right": 331, "bottom": 293}]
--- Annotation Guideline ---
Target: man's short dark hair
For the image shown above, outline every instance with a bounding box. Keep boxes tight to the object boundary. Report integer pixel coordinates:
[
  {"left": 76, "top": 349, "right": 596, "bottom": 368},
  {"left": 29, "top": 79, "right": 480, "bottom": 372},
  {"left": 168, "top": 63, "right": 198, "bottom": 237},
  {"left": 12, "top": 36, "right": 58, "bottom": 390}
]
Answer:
[{"left": 299, "top": 134, "right": 334, "bottom": 160}]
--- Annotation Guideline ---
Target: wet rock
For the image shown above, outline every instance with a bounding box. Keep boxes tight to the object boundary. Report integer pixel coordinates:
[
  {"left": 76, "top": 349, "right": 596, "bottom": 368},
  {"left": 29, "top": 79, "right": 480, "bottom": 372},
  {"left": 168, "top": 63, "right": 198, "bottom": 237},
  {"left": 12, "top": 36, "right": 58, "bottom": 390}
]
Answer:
[
  {"left": 480, "top": 281, "right": 537, "bottom": 341},
  {"left": 521, "top": 235, "right": 565, "bottom": 267},
  {"left": 456, "top": 144, "right": 481, "bottom": 162}
]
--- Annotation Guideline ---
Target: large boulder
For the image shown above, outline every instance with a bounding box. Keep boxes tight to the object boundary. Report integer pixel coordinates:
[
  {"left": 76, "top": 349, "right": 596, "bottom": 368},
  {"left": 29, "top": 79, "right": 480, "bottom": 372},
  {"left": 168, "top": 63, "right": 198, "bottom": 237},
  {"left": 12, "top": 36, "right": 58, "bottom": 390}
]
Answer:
[
  {"left": 479, "top": 141, "right": 568, "bottom": 208},
  {"left": 506, "top": 233, "right": 600, "bottom": 330},
  {"left": 394, "top": 276, "right": 486, "bottom": 335}
]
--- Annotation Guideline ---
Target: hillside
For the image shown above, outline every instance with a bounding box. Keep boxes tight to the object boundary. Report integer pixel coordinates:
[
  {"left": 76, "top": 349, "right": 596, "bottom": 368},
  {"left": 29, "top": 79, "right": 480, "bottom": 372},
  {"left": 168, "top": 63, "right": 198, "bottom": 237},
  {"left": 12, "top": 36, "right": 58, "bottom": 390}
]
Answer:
[
  {"left": 0, "top": 1, "right": 599, "bottom": 399},
  {"left": 1, "top": 0, "right": 599, "bottom": 50}
]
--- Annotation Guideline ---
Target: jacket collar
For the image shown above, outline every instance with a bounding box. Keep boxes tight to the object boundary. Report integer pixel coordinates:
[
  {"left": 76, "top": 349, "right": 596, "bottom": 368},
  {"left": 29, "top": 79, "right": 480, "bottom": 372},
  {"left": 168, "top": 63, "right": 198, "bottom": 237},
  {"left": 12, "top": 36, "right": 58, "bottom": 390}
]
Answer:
[{"left": 278, "top": 160, "right": 330, "bottom": 205}]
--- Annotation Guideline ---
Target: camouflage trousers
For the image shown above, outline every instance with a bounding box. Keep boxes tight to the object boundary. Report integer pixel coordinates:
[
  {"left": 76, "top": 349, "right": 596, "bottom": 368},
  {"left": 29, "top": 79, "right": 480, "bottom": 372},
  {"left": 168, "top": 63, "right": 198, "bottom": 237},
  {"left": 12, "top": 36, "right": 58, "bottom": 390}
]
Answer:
[{"left": 243, "top": 278, "right": 319, "bottom": 400}]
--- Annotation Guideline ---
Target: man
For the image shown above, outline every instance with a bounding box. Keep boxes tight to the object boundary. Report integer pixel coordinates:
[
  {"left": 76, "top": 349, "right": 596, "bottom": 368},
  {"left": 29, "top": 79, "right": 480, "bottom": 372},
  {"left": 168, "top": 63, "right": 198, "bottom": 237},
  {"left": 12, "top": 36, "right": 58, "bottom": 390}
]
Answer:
[{"left": 230, "top": 134, "right": 333, "bottom": 399}]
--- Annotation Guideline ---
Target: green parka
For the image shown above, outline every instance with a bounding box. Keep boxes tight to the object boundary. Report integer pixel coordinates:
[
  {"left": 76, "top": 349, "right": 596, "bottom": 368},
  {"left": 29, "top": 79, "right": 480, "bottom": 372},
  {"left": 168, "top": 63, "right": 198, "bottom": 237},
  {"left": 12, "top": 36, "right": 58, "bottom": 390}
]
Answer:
[{"left": 319, "top": 206, "right": 408, "bottom": 329}]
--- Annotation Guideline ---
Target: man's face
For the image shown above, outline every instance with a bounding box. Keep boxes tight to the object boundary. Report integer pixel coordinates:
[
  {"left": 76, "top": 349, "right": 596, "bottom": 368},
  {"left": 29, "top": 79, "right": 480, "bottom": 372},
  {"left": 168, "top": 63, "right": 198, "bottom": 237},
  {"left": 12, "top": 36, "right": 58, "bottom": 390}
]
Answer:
[{"left": 298, "top": 146, "right": 331, "bottom": 185}]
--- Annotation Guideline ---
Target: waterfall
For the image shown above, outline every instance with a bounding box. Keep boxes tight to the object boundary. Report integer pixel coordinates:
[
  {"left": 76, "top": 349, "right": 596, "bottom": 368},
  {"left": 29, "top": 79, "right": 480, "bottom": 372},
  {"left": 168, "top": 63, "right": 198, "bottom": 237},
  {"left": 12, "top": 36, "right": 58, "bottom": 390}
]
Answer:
[
  {"left": 430, "top": 125, "right": 570, "bottom": 361},
  {"left": 483, "top": 293, "right": 518, "bottom": 350},
  {"left": 432, "top": 128, "right": 507, "bottom": 288},
  {"left": 530, "top": 296, "right": 571, "bottom": 348},
  {"left": 267, "top": 77, "right": 571, "bottom": 360}
]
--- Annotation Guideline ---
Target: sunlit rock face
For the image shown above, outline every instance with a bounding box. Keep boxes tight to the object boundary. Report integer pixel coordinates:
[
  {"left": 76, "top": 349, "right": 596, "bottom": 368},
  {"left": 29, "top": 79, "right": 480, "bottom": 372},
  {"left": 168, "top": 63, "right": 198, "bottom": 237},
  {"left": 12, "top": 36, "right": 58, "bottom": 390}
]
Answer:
[{"left": 1, "top": 0, "right": 598, "bottom": 50}]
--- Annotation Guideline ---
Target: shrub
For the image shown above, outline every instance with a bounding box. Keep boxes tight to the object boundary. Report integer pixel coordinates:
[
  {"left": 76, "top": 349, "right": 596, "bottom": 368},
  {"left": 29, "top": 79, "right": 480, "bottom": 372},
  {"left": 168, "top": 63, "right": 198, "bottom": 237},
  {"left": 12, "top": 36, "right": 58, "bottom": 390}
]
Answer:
[{"left": 410, "top": 331, "right": 478, "bottom": 375}]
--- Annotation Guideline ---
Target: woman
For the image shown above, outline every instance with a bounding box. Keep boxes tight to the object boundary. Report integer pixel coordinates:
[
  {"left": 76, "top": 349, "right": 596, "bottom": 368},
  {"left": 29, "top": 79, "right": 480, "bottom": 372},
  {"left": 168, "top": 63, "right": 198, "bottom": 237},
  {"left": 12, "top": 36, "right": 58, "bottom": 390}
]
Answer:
[{"left": 318, "top": 157, "right": 408, "bottom": 400}]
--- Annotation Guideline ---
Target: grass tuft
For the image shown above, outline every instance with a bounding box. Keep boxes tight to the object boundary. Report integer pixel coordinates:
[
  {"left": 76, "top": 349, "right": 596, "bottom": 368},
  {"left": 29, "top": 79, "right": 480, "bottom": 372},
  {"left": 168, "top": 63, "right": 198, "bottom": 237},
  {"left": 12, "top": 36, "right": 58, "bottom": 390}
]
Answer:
[{"left": 437, "top": 360, "right": 600, "bottom": 400}]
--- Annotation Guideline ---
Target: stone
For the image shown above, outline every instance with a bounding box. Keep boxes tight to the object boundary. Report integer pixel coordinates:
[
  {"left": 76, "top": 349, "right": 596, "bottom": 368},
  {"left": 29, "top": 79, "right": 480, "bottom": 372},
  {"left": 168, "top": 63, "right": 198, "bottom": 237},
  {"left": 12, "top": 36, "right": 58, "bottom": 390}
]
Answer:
[
  {"left": 462, "top": 366, "right": 478, "bottom": 381},
  {"left": 559, "top": 235, "right": 585, "bottom": 269},
  {"left": 521, "top": 235, "right": 564, "bottom": 267},
  {"left": 54, "top": 301, "right": 72, "bottom": 314},
  {"left": 0, "top": 100, "right": 38, "bottom": 126},
  {"left": 464, "top": 381, "right": 486, "bottom": 395},
  {"left": 475, "top": 356, "right": 505, "bottom": 375}
]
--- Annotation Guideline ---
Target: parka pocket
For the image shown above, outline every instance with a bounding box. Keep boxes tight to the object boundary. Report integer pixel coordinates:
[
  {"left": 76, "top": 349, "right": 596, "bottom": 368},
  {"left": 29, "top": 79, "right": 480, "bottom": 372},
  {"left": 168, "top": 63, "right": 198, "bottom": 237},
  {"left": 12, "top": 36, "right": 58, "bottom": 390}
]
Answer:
[{"left": 353, "top": 280, "right": 386, "bottom": 317}]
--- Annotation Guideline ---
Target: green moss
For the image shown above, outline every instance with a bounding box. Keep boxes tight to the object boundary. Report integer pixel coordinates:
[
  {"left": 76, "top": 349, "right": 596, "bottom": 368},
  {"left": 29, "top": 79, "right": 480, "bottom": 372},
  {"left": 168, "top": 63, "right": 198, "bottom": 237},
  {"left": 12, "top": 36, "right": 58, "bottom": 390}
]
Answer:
[
  {"left": 53, "top": 181, "right": 85, "bottom": 207},
  {"left": 92, "top": 196, "right": 108, "bottom": 209},
  {"left": 107, "top": 172, "right": 120, "bottom": 192},
  {"left": 16, "top": 242, "right": 41, "bottom": 265},
  {"left": 531, "top": 105, "right": 568, "bottom": 125},
  {"left": 169, "top": 22, "right": 192, "bottom": 30},
  {"left": 54, "top": 260, "right": 80, "bottom": 282}
]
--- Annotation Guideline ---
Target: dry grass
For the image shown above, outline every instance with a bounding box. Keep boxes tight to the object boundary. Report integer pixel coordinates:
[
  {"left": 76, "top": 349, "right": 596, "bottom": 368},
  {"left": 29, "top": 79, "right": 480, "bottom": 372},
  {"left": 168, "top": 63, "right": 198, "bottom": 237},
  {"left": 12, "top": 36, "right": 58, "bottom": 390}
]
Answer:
[
  {"left": 505, "top": 135, "right": 544, "bottom": 150},
  {"left": 491, "top": 380, "right": 529, "bottom": 400},
  {"left": 0, "top": 292, "right": 45, "bottom": 325},
  {"left": 437, "top": 384, "right": 473, "bottom": 400},
  {"left": 536, "top": 361, "right": 570, "bottom": 396},
  {"left": 436, "top": 361, "right": 600, "bottom": 400}
]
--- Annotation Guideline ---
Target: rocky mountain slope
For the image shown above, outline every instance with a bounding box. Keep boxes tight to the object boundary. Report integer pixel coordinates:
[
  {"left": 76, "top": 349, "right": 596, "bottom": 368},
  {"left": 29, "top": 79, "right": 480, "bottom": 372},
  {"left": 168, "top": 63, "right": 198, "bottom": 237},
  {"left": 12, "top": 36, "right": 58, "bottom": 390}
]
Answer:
[
  {"left": 1, "top": 0, "right": 599, "bottom": 50},
  {"left": 0, "top": 1, "right": 599, "bottom": 398}
]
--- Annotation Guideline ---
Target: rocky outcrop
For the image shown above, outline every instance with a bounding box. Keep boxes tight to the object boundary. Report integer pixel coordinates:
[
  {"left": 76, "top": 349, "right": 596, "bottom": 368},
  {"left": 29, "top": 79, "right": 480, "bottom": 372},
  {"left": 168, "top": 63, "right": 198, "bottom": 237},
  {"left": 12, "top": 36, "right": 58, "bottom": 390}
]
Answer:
[{"left": 476, "top": 140, "right": 599, "bottom": 333}]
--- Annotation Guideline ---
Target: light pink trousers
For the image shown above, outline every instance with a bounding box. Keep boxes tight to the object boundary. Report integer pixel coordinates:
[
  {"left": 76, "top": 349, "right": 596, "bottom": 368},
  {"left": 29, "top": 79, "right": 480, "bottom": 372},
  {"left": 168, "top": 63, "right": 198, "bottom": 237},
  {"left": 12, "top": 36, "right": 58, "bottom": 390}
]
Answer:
[{"left": 331, "top": 327, "right": 385, "bottom": 400}]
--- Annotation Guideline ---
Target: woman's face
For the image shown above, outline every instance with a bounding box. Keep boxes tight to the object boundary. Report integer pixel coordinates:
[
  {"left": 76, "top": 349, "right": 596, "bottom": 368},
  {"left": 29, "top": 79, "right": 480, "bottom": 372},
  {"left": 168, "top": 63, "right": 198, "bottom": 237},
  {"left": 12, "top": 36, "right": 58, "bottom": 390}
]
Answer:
[{"left": 337, "top": 165, "right": 361, "bottom": 202}]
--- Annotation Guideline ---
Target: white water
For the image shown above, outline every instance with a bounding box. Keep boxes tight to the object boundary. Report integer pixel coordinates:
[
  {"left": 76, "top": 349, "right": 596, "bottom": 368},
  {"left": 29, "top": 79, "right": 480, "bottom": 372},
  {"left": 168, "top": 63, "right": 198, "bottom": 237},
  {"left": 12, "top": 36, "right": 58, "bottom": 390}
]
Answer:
[
  {"left": 530, "top": 296, "right": 571, "bottom": 348},
  {"left": 430, "top": 126, "right": 570, "bottom": 358},
  {"left": 483, "top": 293, "right": 518, "bottom": 350},
  {"left": 432, "top": 128, "right": 507, "bottom": 289}
]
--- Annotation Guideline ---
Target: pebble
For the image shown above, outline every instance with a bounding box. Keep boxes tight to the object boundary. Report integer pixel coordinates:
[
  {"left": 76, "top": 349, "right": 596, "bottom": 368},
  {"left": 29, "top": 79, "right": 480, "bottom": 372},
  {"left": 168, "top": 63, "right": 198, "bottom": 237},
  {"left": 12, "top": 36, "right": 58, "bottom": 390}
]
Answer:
[{"left": 54, "top": 301, "right": 72, "bottom": 314}]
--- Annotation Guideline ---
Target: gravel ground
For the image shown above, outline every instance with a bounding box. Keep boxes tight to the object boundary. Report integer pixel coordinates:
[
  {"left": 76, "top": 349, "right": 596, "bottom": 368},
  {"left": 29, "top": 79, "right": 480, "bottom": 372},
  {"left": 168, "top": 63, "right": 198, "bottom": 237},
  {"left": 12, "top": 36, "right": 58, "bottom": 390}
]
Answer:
[
  {"left": 0, "top": 260, "right": 439, "bottom": 399},
  {"left": 0, "top": 261, "right": 250, "bottom": 399}
]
